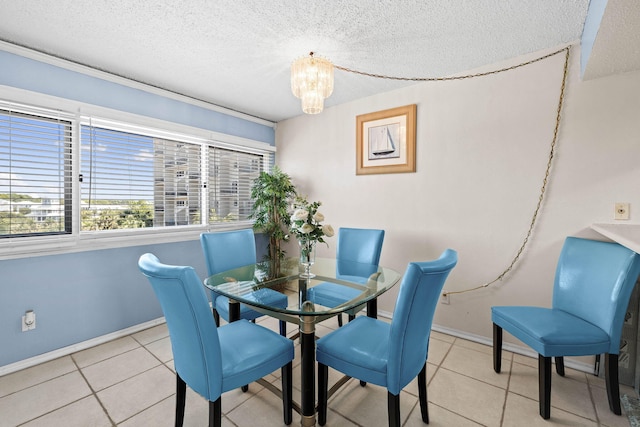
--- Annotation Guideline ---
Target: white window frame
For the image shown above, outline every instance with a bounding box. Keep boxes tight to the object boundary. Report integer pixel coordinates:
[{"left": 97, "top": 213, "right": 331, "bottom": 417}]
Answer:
[{"left": 0, "top": 89, "right": 275, "bottom": 260}]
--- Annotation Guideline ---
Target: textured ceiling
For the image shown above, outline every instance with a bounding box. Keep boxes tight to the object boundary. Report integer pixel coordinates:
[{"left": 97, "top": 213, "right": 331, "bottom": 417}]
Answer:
[{"left": 0, "top": 0, "right": 620, "bottom": 122}]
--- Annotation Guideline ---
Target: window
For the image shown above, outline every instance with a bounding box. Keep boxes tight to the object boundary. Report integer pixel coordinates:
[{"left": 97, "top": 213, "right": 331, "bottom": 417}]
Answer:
[
  {"left": 81, "top": 125, "right": 203, "bottom": 231},
  {"left": 0, "top": 98, "right": 271, "bottom": 245},
  {"left": 208, "top": 147, "right": 263, "bottom": 224},
  {"left": 0, "top": 107, "right": 72, "bottom": 238},
  {"left": 80, "top": 120, "right": 269, "bottom": 232}
]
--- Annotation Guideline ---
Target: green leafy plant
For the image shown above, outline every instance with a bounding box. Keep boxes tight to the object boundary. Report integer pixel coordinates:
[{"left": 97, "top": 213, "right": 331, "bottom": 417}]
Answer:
[{"left": 250, "top": 166, "right": 297, "bottom": 277}]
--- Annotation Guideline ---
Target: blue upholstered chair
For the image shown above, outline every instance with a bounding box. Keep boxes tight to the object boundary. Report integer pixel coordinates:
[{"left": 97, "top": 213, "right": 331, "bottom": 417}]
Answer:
[
  {"left": 492, "top": 237, "right": 640, "bottom": 419},
  {"left": 316, "top": 249, "right": 458, "bottom": 427},
  {"left": 138, "top": 253, "right": 294, "bottom": 427},
  {"left": 307, "top": 227, "right": 385, "bottom": 326},
  {"left": 200, "top": 230, "right": 288, "bottom": 336}
]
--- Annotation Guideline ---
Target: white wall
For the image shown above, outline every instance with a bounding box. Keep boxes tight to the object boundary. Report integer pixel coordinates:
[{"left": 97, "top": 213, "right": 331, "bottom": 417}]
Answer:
[{"left": 275, "top": 43, "right": 640, "bottom": 348}]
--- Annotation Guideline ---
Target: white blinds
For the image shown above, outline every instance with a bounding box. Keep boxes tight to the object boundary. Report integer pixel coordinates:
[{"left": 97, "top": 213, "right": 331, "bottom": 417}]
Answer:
[
  {"left": 80, "top": 124, "right": 202, "bottom": 230},
  {"left": 81, "top": 120, "right": 269, "bottom": 231},
  {"left": 208, "top": 147, "right": 263, "bottom": 224},
  {"left": 0, "top": 106, "right": 72, "bottom": 237}
]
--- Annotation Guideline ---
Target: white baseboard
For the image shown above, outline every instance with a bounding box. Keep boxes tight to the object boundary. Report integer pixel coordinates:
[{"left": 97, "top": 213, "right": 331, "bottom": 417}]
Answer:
[{"left": 0, "top": 317, "right": 166, "bottom": 377}]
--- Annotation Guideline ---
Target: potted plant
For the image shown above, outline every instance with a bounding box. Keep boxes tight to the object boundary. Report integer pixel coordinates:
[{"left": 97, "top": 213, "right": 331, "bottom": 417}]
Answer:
[{"left": 250, "top": 166, "right": 297, "bottom": 278}]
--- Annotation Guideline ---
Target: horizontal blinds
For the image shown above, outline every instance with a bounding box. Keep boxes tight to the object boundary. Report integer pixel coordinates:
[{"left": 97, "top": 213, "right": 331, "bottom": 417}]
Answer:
[
  {"left": 0, "top": 107, "right": 72, "bottom": 237},
  {"left": 208, "top": 147, "right": 263, "bottom": 224},
  {"left": 80, "top": 124, "right": 202, "bottom": 230}
]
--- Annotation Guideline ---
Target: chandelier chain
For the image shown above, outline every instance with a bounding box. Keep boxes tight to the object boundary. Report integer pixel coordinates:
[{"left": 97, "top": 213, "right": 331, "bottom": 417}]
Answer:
[
  {"left": 335, "top": 47, "right": 568, "bottom": 82},
  {"left": 441, "top": 47, "right": 570, "bottom": 296}
]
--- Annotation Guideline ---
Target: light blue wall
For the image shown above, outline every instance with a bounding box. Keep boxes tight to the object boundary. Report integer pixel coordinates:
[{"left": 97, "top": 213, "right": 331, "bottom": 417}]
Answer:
[
  {"left": 0, "top": 241, "right": 206, "bottom": 367},
  {"left": 0, "top": 47, "right": 274, "bottom": 368},
  {"left": 0, "top": 49, "right": 275, "bottom": 145}
]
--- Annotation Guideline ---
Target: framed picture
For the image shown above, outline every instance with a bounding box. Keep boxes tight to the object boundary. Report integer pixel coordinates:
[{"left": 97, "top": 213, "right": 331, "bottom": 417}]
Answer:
[{"left": 356, "top": 104, "right": 416, "bottom": 175}]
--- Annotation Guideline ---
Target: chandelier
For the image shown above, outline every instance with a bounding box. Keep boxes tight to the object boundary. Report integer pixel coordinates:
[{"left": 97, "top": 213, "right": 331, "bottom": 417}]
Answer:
[{"left": 291, "top": 52, "right": 334, "bottom": 114}]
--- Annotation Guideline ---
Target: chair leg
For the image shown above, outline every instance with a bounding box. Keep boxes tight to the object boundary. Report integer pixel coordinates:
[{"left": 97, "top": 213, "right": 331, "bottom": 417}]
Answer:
[
  {"left": 279, "top": 320, "right": 287, "bottom": 337},
  {"left": 208, "top": 398, "right": 221, "bottom": 427},
  {"left": 388, "top": 392, "right": 401, "bottom": 427},
  {"left": 318, "top": 363, "right": 328, "bottom": 426},
  {"left": 348, "top": 314, "right": 355, "bottom": 322},
  {"left": 539, "top": 355, "right": 551, "bottom": 419},
  {"left": 282, "top": 362, "right": 293, "bottom": 425},
  {"left": 241, "top": 384, "right": 249, "bottom": 392},
  {"left": 176, "top": 374, "right": 186, "bottom": 427},
  {"left": 605, "top": 353, "right": 622, "bottom": 415},
  {"left": 555, "top": 356, "right": 565, "bottom": 376},
  {"left": 337, "top": 314, "right": 343, "bottom": 327},
  {"left": 418, "top": 362, "right": 429, "bottom": 423},
  {"left": 212, "top": 309, "right": 220, "bottom": 327},
  {"left": 493, "top": 323, "right": 502, "bottom": 373}
]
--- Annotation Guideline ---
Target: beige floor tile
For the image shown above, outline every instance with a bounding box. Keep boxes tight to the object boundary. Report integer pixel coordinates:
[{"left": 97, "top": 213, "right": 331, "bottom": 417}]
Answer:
[
  {"left": 509, "top": 360, "right": 597, "bottom": 421},
  {"left": 454, "top": 337, "right": 494, "bottom": 355},
  {"left": 430, "top": 330, "right": 456, "bottom": 343},
  {"left": 427, "top": 336, "right": 453, "bottom": 366},
  {"left": 509, "top": 361, "right": 540, "bottom": 400},
  {"left": 428, "top": 368, "right": 506, "bottom": 427},
  {"left": 512, "top": 352, "right": 538, "bottom": 368},
  {"left": 227, "top": 387, "right": 296, "bottom": 427},
  {"left": 145, "top": 336, "right": 173, "bottom": 363},
  {"left": 590, "top": 383, "right": 629, "bottom": 427},
  {"left": 404, "top": 402, "right": 483, "bottom": 426},
  {"left": 0, "top": 356, "right": 76, "bottom": 397},
  {"left": 131, "top": 323, "right": 169, "bottom": 345},
  {"left": 72, "top": 336, "right": 140, "bottom": 368},
  {"left": 403, "top": 363, "right": 436, "bottom": 397},
  {"left": 441, "top": 344, "right": 511, "bottom": 389},
  {"left": 322, "top": 381, "right": 416, "bottom": 427},
  {"left": 119, "top": 389, "right": 216, "bottom": 427},
  {"left": 550, "top": 374, "right": 597, "bottom": 420},
  {"left": 502, "top": 392, "right": 597, "bottom": 427},
  {"left": 82, "top": 347, "right": 160, "bottom": 391},
  {"left": 0, "top": 371, "right": 91, "bottom": 427},
  {"left": 97, "top": 365, "right": 175, "bottom": 423},
  {"left": 21, "top": 395, "right": 111, "bottom": 427}
]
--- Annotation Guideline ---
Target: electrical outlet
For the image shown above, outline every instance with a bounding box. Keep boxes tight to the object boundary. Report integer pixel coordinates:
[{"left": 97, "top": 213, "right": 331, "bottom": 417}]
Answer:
[
  {"left": 440, "top": 293, "right": 450, "bottom": 304},
  {"left": 615, "top": 203, "right": 630, "bottom": 220},
  {"left": 22, "top": 310, "right": 36, "bottom": 332}
]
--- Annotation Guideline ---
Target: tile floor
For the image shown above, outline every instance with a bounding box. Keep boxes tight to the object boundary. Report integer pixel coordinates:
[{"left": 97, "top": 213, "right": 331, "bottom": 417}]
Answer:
[{"left": 0, "top": 314, "right": 636, "bottom": 427}]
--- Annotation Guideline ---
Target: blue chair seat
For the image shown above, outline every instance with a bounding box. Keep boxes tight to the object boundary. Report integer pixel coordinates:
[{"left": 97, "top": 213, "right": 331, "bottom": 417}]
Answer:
[
  {"left": 307, "top": 282, "right": 362, "bottom": 309},
  {"left": 317, "top": 316, "right": 390, "bottom": 386},
  {"left": 219, "top": 319, "right": 293, "bottom": 392},
  {"left": 215, "top": 289, "right": 288, "bottom": 322},
  {"left": 492, "top": 306, "right": 610, "bottom": 357}
]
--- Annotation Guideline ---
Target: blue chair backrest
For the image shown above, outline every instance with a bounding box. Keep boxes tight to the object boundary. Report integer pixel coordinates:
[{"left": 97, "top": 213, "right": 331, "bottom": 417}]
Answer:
[
  {"left": 200, "top": 229, "right": 257, "bottom": 275},
  {"left": 387, "top": 249, "right": 458, "bottom": 395},
  {"left": 336, "top": 228, "right": 385, "bottom": 265},
  {"left": 138, "top": 253, "right": 222, "bottom": 401},
  {"left": 553, "top": 237, "right": 640, "bottom": 354}
]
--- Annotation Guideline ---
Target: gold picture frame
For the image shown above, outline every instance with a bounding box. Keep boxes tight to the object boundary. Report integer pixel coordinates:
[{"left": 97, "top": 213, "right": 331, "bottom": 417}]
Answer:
[{"left": 356, "top": 104, "right": 416, "bottom": 175}]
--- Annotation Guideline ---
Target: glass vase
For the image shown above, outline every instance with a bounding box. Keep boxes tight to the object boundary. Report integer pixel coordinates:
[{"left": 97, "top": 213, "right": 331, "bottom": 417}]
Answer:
[{"left": 299, "top": 239, "right": 316, "bottom": 278}]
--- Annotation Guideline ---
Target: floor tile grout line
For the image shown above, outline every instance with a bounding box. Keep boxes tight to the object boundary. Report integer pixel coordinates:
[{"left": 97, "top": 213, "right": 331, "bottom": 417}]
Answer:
[
  {"left": 498, "top": 352, "right": 514, "bottom": 427},
  {"left": 71, "top": 353, "right": 118, "bottom": 427}
]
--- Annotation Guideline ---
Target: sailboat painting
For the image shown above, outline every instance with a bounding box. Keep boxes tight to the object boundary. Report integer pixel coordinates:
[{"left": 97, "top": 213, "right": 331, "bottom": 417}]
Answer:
[
  {"left": 368, "top": 123, "right": 400, "bottom": 160},
  {"left": 356, "top": 104, "right": 416, "bottom": 175}
]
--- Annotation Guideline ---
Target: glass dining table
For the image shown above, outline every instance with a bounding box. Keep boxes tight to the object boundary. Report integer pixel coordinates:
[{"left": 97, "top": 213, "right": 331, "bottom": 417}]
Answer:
[{"left": 204, "top": 256, "right": 401, "bottom": 427}]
